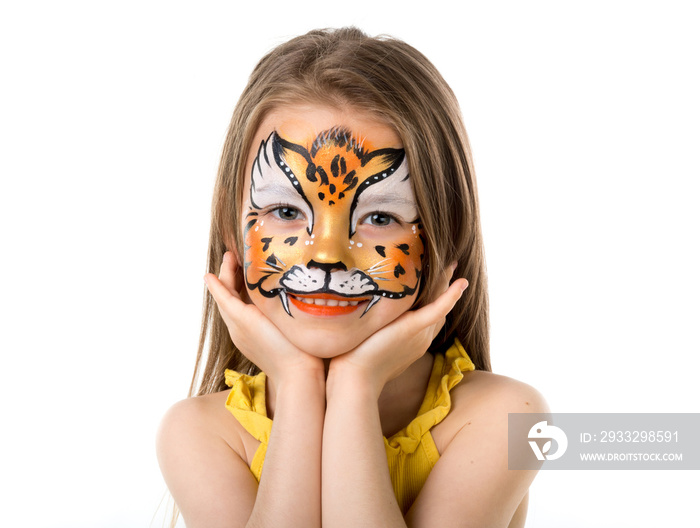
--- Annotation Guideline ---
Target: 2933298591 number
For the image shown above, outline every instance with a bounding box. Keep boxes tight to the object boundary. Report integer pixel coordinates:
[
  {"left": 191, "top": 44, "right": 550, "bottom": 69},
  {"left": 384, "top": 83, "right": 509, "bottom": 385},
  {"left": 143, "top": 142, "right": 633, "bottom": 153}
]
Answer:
[{"left": 600, "top": 430, "right": 679, "bottom": 443}]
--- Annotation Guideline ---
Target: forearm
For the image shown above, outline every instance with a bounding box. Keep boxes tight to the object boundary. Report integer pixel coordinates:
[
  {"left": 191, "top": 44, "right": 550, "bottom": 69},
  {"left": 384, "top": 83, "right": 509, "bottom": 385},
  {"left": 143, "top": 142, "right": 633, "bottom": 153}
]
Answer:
[
  {"left": 246, "top": 372, "right": 325, "bottom": 528},
  {"left": 322, "top": 368, "right": 406, "bottom": 528}
]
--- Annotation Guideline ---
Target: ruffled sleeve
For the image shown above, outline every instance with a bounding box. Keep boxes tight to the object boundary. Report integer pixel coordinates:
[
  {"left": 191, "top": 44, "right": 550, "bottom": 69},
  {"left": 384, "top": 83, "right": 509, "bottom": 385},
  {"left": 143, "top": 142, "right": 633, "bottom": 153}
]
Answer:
[
  {"left": 384, "top": 339, "right": 475, "bottom": 455},
  {"left": 224, "top": 370, "right": 272, "bottom": 445}
]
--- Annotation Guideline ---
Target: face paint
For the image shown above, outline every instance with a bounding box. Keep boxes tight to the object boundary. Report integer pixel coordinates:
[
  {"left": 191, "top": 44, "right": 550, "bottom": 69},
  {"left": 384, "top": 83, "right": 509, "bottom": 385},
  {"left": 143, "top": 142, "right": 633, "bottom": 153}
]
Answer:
[{"left": 243, "top": 127, "right": 424, "bottom": 317}]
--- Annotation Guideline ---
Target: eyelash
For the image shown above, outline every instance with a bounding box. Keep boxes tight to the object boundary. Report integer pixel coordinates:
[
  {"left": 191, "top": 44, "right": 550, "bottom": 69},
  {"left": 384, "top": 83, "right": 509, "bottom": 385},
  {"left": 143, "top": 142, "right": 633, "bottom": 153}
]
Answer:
[
  {"left": 266, "top": 204, "right": 304, "bottom": 221},
  {"left": 361, "top": 212, "right": 401, "bottom": 227},
  {"left": 263, "top": 206, "right": 400, "bottom": 227}
]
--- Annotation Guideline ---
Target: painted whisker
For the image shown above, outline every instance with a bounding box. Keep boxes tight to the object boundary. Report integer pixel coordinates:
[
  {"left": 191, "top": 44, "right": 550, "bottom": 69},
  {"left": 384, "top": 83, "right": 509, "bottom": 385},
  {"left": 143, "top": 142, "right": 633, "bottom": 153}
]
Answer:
[
  {"left": 259, "top": 260, "right": 284, "bottom": 271},
  {"left": 367, "top": 258, "right": 390, "bottom": 271}
]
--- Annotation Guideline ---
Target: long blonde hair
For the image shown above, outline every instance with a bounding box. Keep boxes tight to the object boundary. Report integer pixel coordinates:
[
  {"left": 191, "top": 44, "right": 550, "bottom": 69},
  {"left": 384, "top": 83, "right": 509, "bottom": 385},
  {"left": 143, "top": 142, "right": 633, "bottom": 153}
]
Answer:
[{"left": 190, "top": 27, "right": 490, "bottom": 397}]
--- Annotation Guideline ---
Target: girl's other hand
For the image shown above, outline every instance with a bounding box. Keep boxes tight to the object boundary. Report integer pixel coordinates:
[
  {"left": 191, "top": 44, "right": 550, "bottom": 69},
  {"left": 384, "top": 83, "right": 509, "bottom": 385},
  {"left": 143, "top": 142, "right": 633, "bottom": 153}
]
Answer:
[
  {"left": 204, "top": 251, "right": 324, "bottom": 384},
  {"left": 328, "top": 262, "right": 468, "bottom": 398}
]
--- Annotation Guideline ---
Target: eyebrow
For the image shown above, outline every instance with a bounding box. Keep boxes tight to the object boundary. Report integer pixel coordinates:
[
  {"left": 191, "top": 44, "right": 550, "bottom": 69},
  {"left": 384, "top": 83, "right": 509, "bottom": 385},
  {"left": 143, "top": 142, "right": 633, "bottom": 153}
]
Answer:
[
  {"left": 252, "top": 183, "right": 305, "bottom": 201},
  {"left": 356, "top": 192, "right": 417, "bottom": 208}
]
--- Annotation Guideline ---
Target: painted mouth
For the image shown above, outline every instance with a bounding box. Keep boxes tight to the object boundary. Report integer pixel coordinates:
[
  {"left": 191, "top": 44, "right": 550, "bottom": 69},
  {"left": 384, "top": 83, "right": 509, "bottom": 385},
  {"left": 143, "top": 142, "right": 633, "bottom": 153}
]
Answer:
[
  {"left": 288, "top": 293, "right": 371, "bottom": 316},
  {"left": 291, "top": 293, "right": 364, "bottom": 306}
]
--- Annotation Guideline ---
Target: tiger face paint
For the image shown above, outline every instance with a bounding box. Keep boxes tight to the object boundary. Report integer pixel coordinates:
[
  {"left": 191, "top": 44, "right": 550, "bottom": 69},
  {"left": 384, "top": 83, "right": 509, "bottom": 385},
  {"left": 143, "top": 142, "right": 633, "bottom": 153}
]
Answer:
[{"left": 242, "top": 125, "right": 424, "bottom": 319}]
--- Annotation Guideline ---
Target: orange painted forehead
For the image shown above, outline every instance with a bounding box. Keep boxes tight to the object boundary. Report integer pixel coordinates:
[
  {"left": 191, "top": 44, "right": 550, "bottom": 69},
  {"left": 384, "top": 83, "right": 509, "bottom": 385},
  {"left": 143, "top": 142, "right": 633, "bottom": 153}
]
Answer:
[
  {"left": 274, "top": 126, "right": 406, "bottom": 213},
  {"left": 276, "top": 121, "right": 395, "bottom": 154},
  {"left": 249, "top": 106, "right": 402, "bottom": 162},
  {"left": 280, "top": 127, "right": 371, "bottom": 185}
]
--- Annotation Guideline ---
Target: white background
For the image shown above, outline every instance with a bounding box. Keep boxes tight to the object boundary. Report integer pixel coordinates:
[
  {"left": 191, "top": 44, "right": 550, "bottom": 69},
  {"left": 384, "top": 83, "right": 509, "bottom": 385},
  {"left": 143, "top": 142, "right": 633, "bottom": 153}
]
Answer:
[{"left": 1, "top": 1, "right": 698, "bottom": 526}]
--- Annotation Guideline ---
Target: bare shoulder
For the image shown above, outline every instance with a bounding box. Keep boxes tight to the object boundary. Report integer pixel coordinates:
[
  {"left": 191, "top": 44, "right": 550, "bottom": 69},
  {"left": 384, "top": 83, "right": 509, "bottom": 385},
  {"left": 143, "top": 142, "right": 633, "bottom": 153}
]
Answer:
[
  {"left": 454, "top": 369, "right": 549, "bottom": 414},
  {"left": 434, "top": 370, "right": 549, "bottom": 450},
  {"left": 159, "top": 391, "right": 229, "bottom": 446},
  {"left": 407, "top": 372, "right": 548, "bottom": 527},
  {"left": 156, "top": 389, "right": 259, "bottom": 467},
  {"left": 156, "top": 392, "right": 259, "bottom": 528}
]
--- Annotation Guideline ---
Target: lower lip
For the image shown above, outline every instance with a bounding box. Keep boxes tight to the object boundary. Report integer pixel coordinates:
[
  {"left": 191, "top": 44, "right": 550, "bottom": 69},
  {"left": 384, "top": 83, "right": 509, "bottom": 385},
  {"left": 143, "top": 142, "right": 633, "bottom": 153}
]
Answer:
[{"left": 288, "top": 295, "right": 367, "bottom": 316}]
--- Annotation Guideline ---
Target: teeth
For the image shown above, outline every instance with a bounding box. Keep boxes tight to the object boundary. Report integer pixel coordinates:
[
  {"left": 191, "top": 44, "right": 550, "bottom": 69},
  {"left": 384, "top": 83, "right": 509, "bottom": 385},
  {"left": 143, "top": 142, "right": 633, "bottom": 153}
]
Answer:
[{"left": 293, "top": 295, "right": 364, "bottom": 307}]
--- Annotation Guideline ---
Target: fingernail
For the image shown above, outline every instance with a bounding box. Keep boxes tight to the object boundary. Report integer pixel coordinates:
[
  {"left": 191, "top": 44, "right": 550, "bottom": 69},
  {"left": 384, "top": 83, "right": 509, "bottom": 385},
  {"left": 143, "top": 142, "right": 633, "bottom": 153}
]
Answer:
[
  {"left": 460, "top": 279, "right": 469, "bottom": 292},
  {"left": 203, "top": 274, "right": 210, "bottom": 285}
]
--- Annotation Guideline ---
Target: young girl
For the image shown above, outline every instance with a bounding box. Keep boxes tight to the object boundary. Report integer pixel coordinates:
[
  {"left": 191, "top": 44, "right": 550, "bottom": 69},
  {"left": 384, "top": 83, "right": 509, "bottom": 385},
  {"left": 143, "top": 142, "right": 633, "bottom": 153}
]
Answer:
[{"left": 157, "top": 27, "right": 547, "bottom": 528}]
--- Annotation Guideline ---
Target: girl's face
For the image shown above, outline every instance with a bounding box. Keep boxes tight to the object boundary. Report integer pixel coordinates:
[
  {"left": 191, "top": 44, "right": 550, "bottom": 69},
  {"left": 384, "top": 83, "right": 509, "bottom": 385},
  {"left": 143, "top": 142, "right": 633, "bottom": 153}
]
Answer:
[{"left": 239, "top": 104, "right": 424, "bottom": 357}]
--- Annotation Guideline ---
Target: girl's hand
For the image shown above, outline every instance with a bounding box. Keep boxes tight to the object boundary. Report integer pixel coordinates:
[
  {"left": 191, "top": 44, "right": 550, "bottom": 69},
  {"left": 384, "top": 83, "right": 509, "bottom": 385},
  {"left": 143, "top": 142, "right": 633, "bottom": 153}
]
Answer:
[
  {"left": 204, "top": 251, "right": 325, "bottom": 384},
  {"left": 328, "top": 263, "right": 468, "bottom": 398}
]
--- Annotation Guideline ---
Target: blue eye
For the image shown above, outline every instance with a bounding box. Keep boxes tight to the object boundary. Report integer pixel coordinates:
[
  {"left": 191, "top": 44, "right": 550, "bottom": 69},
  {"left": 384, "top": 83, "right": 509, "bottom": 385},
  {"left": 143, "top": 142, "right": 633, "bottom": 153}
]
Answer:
[
  {"left": 364, "top": 213, "right": 395, "bottom": 226},
  {"left": 273, "top": 207, "right": 300, "bottom": 220}
]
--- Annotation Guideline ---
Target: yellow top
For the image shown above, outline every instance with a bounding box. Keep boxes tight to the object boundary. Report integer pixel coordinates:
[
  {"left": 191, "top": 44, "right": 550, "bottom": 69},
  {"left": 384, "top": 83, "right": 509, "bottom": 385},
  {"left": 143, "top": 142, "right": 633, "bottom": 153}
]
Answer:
[{"left": 224, "top": 339, "right": 475, "bottom": 514}]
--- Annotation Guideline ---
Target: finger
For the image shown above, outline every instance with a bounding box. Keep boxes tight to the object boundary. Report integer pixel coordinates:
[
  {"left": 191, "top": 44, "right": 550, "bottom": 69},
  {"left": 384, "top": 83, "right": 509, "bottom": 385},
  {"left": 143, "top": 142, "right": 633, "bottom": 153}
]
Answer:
[
  {"left": 204, "top": 272, "right": 244, "bottom": 311},
  {"left": 413, "top": 278, "right": 468, "bottom": 328}
]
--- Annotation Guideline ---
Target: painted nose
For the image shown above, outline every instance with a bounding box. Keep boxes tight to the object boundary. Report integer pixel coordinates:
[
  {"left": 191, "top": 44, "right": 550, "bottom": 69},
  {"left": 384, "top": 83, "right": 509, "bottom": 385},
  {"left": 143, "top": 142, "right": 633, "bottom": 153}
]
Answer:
[
  {"left": 308, "top": 214, "right": 355, "bottom": 270},
  {"left": 306, "top": 260, "right": 347, "bottom": 273}
]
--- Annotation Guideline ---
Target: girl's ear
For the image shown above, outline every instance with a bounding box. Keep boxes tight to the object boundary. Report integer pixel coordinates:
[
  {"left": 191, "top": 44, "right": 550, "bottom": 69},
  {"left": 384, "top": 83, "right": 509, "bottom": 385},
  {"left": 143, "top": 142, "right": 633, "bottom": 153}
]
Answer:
[
  {"left": 225, "top": 237, "right": 244, "bottom": 267},
  {"left": 231, "top": 246, "right": 243, "bottom": 267},
  {"left": 228, "top": 242, "right": 253, "bottom": 303}
]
